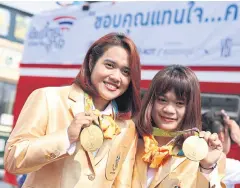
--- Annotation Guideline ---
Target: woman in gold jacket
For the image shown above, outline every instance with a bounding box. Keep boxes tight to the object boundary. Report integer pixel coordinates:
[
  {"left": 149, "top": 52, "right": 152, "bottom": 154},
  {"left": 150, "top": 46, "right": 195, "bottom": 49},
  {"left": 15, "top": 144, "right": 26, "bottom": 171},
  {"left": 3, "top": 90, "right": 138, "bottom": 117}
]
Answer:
[
  {"left": 132, "top": 65, "right": 226, "bottom": 188},
  {"left": 4, "top": 33, "right": 141, "bottom": 188}
]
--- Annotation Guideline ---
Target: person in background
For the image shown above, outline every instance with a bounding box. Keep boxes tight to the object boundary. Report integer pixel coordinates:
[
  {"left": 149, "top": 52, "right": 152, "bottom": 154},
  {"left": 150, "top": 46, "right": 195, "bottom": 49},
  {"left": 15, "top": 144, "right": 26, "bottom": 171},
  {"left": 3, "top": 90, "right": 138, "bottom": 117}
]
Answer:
[
  {"left": 221, "top": 110, "right": 240, "bottom": 146},
  {"left": 132, "top": 65, "right": 225, "bottom": 188},
  {"left": 202, "top": 109, "right": 240, "bottom": 188},
  {"left": 224, "top": 109, "right": 240, "bottom": 188}
]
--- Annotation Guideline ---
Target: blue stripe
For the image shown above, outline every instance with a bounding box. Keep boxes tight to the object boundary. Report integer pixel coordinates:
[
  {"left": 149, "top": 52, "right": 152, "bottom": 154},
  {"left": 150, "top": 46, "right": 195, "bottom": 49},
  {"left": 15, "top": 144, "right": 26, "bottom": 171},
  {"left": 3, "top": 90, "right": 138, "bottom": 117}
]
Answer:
[
  {"left": 112, "top": 100, "right": 118, "bottom": 116},
  {"left": 178, "top": 149, "right": 185, "bottom": 156},
  {"left": 59, "top": 21, "right": 73, "bottom": 25}
]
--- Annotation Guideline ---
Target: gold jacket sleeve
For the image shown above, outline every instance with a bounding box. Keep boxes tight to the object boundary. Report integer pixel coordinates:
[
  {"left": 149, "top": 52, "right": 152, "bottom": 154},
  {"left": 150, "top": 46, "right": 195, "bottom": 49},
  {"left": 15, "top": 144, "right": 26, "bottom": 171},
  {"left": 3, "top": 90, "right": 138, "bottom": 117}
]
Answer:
[{"left": 4, "top": 88, "right": 69, "bottom": 174}]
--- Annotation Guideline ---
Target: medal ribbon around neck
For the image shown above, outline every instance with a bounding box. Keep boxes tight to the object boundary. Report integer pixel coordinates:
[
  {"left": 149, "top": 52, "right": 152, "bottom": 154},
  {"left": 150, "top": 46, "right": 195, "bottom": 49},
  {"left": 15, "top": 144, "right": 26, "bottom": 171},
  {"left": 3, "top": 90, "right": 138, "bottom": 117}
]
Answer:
[
  {"left": 142, "top": 127, "right": 199, "bottom": 168},
  {"left": 84, "top": 92, "right": 121, "bottom": 139}
]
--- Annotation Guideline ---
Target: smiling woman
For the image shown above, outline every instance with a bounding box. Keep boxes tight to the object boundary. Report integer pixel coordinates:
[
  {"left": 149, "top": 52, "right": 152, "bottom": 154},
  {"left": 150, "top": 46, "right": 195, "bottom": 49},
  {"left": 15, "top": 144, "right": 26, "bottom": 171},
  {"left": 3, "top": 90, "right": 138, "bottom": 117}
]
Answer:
[
  {"left": 75, "top": 33, "right": 141, "bottom": 118},
  {"left": 151, "top": 90, "right": 186, "bottom": 131},
  {"left": 132, "top": 65, "right": 226, "bottom": 188},
  {"left": 4, "top": 33, "right": 141, "bottom": 188},
  {"left": 89, "top": 46, "right": 131, "bottom": 111}
]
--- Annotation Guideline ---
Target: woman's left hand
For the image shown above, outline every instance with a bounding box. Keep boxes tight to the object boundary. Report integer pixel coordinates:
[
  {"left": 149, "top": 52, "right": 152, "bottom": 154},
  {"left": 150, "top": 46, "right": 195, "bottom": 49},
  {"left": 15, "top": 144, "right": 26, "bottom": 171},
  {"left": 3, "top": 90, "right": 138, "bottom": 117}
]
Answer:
[{"left": 199, "top": 131, "right": 223, "bottom": 170}]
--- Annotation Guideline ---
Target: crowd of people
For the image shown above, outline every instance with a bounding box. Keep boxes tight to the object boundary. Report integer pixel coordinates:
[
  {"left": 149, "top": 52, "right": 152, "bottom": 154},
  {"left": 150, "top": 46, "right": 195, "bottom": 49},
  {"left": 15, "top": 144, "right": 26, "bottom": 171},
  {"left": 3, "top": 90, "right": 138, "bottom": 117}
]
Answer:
[{"left": 3, "top": 33, "right": 240, "bottom": 188}]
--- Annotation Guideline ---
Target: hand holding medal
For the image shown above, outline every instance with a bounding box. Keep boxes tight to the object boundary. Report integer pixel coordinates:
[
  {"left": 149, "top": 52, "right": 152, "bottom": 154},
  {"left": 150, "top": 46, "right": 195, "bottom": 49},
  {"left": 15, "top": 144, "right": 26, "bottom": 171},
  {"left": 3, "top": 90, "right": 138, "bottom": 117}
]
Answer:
[
  {"left": 177, "top": 129, "right": 223, "bottom": 170},
  {"left": 152, "top": 127, "right": 209, "bottom": 161},
  {"left": 80, "top": 93, "right": 121, "bottom": 152},
  {"left": 143, "top": 127, "right": 223, "bottom": 168},
  {"left": 182, "top": 129, "right": 209, "bottom": 161},
  {"left": 67, "top": 112, "right": 95, "bottom": 144},
  {"left": 180, "top": 129, "right": 223, "bottom": 166},
  {"left": 80, "top": 111, "right": 104, "bottom": 152},
  {"left": 197, "top": 131, "right": 223, "bottom": 171}
]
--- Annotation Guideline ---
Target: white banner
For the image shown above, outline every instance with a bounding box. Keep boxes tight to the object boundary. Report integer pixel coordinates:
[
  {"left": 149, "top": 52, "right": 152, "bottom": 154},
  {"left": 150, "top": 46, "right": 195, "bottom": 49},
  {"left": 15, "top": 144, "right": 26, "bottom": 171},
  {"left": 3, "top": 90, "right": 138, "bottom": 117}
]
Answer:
[{"left": 22, "top": 1, "right": 240, "bottom": 66}]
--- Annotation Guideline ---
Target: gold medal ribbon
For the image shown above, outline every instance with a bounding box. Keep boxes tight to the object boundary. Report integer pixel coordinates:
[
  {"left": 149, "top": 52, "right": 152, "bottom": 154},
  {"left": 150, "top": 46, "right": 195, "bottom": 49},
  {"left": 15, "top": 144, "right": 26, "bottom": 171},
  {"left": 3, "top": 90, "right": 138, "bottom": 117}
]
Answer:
[
  {"left": 142, "top": 128, "right": 199, "bottom": 168},
  {"left": 84, "top": 93, "right": 121, "bottom": 139}
]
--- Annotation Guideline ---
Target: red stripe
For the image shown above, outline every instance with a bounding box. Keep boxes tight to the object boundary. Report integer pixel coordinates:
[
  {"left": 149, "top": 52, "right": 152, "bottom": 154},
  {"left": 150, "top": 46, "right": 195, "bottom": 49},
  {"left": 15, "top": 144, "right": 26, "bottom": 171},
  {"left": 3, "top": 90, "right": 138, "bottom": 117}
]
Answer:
[
  {"left": 141, "top": 80, "right": 240, "bottom": 94},
  {"left": 53, "top": 16, "right": 76, "bottom": 21},
  {"left": 3, "top": 171, "right": 17, "bottom": 186},
  {"left": 15, "top": 76, "right": 240, "bottom": 95},
  {"left": 12, "top": 77, "right": 240, "bottom": 128},
  {"left": 61, "top": 27, "right": 70, "bottom": 31},
  {"left": 12, "top": 76, "right": 240, "bottom": 130},
  {"left": 20, "top": 63, "right": 240, "bottom": 71}
]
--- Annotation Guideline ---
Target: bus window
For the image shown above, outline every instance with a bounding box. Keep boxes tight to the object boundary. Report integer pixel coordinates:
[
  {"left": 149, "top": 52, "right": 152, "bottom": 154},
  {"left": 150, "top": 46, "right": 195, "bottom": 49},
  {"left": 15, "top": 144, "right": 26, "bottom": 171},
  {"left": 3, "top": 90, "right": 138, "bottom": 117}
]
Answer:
[{"left": 201, "top": 93, "right": 240, "bottom": 122}]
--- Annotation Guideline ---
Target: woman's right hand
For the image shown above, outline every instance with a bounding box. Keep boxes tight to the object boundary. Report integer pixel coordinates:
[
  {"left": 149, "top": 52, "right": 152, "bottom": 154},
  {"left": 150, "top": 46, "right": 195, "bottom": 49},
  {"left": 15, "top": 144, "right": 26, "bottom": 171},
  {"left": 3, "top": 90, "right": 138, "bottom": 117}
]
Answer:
[
  {"left": 199, "top": 131, "right": 223, "bottom": 173},
  {"left": 67, "top": 112, "right": 94, "bottom": 144}
]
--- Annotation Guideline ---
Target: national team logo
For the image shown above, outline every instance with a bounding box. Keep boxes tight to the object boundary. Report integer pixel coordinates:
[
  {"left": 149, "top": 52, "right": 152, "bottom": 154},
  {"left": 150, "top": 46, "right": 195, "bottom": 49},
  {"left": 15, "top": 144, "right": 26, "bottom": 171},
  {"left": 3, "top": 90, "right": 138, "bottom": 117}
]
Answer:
[
  {"left": 28, "top": 15, "right": 77, "bottom": 52},
  {"left": 53, "top": 16, "right": 77, "bottom": 31}
]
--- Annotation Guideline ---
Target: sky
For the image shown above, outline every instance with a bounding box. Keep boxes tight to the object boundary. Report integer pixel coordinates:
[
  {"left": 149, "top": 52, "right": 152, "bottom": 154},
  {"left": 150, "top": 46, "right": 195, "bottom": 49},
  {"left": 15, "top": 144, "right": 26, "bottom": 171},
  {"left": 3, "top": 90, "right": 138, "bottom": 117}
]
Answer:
[{"left": 1, "top": 1, "right": 64, "bottom": 15}]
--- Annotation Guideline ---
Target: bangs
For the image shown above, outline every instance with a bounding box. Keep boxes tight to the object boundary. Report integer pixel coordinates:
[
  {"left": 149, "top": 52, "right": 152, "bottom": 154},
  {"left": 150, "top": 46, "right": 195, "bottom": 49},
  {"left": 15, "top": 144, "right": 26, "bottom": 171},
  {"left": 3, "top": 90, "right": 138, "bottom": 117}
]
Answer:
[{"left": 155, "top": 70, "right": 191, "bottom": 101}]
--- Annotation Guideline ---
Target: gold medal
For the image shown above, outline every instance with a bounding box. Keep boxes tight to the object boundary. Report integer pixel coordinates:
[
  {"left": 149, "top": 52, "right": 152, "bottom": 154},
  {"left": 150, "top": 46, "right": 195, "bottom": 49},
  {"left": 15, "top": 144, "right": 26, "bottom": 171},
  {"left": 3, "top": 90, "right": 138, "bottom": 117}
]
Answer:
[
  {"left": 80, "top": 124, "right": 104, "bottom": 152},
  {"left": 182, "top": 136, "right": 208, "bottom": 161}
]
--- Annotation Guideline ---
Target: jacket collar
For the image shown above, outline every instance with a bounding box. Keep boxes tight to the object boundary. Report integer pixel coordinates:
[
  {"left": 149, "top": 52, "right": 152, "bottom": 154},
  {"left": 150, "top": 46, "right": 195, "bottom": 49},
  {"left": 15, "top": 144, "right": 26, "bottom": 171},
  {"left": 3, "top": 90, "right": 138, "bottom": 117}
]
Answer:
[
  {"left": 68, "top": 83, "right": 114, "bottom": 116},
  {"left": 68, "top": 83, "right": 85, "bottom": 116}
]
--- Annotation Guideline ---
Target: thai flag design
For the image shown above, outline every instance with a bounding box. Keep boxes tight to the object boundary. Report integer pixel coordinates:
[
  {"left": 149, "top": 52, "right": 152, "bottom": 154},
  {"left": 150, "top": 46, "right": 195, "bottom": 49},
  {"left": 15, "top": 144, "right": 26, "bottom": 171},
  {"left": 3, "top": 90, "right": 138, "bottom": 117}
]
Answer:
[{"left": 53, "top": 16, "right": 77, "bottom": 31}]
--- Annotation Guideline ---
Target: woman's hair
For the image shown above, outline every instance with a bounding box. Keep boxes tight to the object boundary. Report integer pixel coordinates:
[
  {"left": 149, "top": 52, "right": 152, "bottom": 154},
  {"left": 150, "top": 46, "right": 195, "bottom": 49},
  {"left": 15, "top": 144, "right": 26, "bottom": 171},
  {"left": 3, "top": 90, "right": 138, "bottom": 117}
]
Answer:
[
  {"left": 202, "top": 111, "right": 225, "bottom": 133},
  {"left": 136, "top": 64, "right": 201, "bottom": 137},
  {"left": 74, "top": 32, "right": 141, "bottom": 119}
]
